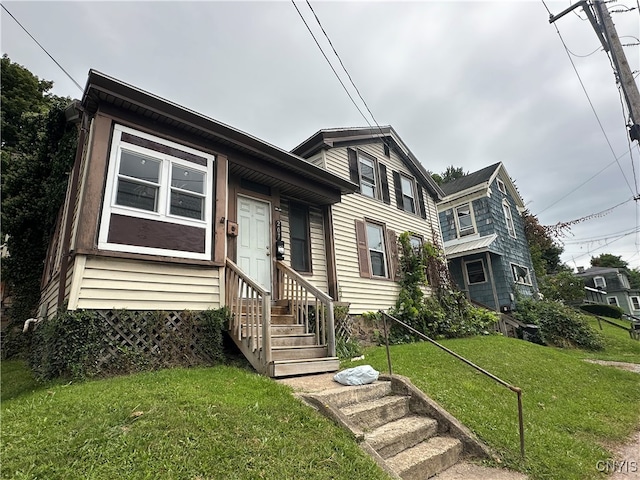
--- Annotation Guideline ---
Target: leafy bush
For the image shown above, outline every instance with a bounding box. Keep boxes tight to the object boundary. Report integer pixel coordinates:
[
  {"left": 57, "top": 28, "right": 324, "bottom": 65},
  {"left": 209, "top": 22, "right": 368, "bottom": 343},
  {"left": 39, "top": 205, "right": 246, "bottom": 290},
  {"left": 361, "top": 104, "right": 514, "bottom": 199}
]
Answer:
[
  {"left": 29, "top": 310, "right": 103, "bottom": 380},
  {"left": 538, "top": 271, "right": 585, "bottom": 304},
  {"left": 336, "top": 337, "right": 363, "bottom": 359},
  {"left": 580, "top": 303, "right": 623, "bottom": 319},
  {"left": 388, "top": 232, "right": 498, "bottom": 342},
  {"left": 514, "top": 298, "right": 604, "bottom": 350},
  {"left": 27, "top": 308, "right": 228, "bottom": 381}
]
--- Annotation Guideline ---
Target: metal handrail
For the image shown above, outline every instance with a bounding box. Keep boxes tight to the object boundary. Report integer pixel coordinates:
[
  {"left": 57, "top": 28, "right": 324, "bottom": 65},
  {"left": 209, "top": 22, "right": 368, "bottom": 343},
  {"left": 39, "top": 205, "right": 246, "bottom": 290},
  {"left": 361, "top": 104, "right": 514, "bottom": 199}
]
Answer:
[
  {"left": 586, "top": 312, "right": 640, "bottom": 340},
  {"left": 379, "top": 310, "right": 525, "bottom": 459}
]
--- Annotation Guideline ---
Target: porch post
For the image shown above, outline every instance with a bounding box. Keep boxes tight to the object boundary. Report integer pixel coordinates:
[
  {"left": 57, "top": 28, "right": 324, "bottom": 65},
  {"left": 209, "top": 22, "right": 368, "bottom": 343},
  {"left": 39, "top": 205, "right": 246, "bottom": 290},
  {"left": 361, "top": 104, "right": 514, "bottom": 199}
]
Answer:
[{"left": 327, "top": 300, "right": 336, "bottom": 357}]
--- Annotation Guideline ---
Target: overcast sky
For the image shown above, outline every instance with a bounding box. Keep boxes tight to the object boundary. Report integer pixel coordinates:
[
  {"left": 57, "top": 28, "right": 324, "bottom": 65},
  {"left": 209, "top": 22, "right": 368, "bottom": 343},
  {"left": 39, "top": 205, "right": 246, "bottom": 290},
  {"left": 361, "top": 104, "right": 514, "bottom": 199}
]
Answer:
[{"left": 2, "top": 1, "right": 639, "bottom": 269}]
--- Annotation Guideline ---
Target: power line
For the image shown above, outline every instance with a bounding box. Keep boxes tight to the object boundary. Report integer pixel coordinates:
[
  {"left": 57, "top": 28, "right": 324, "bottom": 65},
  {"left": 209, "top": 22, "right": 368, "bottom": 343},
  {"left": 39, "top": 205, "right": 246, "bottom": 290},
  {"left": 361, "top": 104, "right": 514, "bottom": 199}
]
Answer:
[
  {"left": 540, "top": 0, "right": 637, "bottom": 201},
  {"left": 1, "top": 4, "right": 83, "bottom": 92},
  {"left": 566, "top": 226, "right": 640, "bottom": 260},
  {"left": 546, "top": 197, "right": 634, "bottom": 239},
  {"left": 304, "top": 0, "right": 386, "bottom": 140},
  {"left": 567, "top": 44, "right": 603, "bottom": 57},
  {"left": 290, "top": 0, "right": 373, "bottom": 129},
  {"left": 556, "top": 27, "right": 636, "bottom": 197},
  {"left": 535, "top": 152, "right": 627, "bottom": 215},
  {"left": 562, "top": 225, "right": 639, "bottom": 243}
]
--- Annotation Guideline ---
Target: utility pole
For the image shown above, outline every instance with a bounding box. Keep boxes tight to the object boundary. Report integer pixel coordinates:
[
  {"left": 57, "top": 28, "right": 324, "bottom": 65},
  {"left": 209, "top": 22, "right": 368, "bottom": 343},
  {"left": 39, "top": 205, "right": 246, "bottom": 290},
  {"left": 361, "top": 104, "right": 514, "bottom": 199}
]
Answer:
[{"left": 549, "top": 0, "right": 640, "bottom": 143}]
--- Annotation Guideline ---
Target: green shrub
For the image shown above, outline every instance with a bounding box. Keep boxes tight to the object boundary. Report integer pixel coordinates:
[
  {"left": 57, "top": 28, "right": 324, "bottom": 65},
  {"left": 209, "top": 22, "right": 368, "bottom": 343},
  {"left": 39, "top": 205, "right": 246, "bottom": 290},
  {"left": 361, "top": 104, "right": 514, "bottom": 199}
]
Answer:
[
  {"left": 514, "top": 298, "right": 604, "bottom": 350},
  {"left": 27, "top": 308, "right": 228, "bottom": 382},
  {"left": 580, "top": 303, "right": 623, "bottom": 319},
  {"left": 388, "top": 232, "right": 498, "bottom": 342},
  {"left": 539, "top": 271, "right": 585, "bottom": 304},
  {"left": 336, "top": 337, "right": 363, "bottom": 359},
  {"left": 29, "top": 310, "right": 103, "bottom": 381}
]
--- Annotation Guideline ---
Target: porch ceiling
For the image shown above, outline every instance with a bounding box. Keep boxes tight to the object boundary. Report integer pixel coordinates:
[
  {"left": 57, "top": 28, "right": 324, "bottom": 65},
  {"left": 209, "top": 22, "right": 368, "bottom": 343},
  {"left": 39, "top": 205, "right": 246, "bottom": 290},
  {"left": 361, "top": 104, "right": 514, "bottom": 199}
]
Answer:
[{"left": 230, "top": 163, "right": 344, "bottom": 205}]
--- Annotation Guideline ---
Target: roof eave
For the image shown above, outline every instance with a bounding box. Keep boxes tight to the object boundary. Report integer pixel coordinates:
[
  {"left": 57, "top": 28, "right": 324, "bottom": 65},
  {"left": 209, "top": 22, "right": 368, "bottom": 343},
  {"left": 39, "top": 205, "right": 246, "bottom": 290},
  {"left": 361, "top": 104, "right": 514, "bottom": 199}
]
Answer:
[{"left": 82, "top": 70, "right": 358, "bottom": 196}]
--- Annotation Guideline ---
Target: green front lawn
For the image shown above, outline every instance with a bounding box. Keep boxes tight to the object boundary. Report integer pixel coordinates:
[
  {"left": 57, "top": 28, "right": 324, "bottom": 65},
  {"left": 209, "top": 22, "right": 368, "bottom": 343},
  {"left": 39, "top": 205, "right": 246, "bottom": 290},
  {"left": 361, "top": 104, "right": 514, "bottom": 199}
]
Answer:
[
  {"left": 1, "top": 362, "right": 390, "bottom": 480},
  {"left": 3, "top": 318, "right": 638, "bottom": 480}
]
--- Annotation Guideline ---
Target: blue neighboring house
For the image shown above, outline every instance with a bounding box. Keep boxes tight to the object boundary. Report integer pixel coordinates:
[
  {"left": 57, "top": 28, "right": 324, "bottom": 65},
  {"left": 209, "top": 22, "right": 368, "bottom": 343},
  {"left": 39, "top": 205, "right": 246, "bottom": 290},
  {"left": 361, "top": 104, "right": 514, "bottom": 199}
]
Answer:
[{"left": 437, "top": 162, "right": 538, "bottom": 311}]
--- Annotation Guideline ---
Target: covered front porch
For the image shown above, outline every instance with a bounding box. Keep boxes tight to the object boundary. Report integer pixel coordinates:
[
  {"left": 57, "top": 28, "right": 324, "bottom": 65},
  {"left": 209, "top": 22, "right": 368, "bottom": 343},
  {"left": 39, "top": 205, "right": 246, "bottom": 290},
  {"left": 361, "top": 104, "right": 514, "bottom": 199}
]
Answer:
[{"left": 222, "top": 154, "right": 356, "bottom": 377}]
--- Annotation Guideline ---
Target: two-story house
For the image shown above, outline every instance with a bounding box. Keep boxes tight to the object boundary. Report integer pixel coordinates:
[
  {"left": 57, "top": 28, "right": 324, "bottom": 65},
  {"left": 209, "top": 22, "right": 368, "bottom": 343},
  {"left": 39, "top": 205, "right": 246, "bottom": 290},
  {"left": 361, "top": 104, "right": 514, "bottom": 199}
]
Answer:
[
  {"left": 437, "top": 163, "right": 538, "bottom": 311},
  {"left": 576, "top": 266, "right": 640, "bottom": 316},
  {"left": 291, "top": 127, "right": 444, "bottom": 314}
]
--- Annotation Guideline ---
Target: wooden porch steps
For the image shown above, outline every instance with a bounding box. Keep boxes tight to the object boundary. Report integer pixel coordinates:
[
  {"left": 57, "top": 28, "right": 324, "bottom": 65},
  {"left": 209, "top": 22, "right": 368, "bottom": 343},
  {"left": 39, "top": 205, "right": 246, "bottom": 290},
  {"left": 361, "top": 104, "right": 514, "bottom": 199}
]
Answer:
[
  {"left": 226, "top": 258, "right": 338, "bottom": 379},
  {"left": 270, "top": 357, "right": 340, "bottom": 377},
  {"left": 236, "top": 300, "right": 339, "bottom": 378}
]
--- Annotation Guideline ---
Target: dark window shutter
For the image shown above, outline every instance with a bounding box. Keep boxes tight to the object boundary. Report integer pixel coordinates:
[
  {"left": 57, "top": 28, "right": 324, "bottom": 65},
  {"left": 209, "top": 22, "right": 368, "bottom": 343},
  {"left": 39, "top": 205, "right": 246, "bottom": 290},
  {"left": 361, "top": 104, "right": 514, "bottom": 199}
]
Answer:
[
  {"left": 354, "top": 220, "right": 371, "bottom": 278},
  {"left": 392, "top": 171, "right": 403, "bottom": 210},
  {"left": 347, "top": 148, "right": 360, "bottom": 191},
  {"left": 379, "top": 163, "right": 391, "bottom": 204},
  {"left": 417, "top": 184, "right": 427, "bottom": 219},
  {"left": 387, "top": 228, "right": 399, "bottom": 281}
]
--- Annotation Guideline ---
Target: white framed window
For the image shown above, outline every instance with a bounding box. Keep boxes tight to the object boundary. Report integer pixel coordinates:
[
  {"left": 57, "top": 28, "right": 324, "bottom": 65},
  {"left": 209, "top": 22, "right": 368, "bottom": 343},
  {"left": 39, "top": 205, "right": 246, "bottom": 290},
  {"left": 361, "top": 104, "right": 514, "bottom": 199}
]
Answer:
[
  {"left": 607, "top": 296, "right": 619, "bottom": 307},
  {"left": 503, "top": 200, "right": 516, "bottom": 238},
  {"left": 511, "top": 263, "right": 532, "bottom": 285},
  {"left": 465, "top": 260, "right": 487, "bottom": 284},
  {"left": 455, "top": 204, "right": 475, "bottom": 237},
  {"left": 593, "top": 276, "right": 606, "bottom": 289},
  {"left": 631, "top": 296, "right": 640, "bottom": 310},
  {"left": 399, "top": 174, "right": 416, "bottom": 214},
  {"left": 359, "top": 153, "right": 378, "bottom": 199},
  {"left": 99, "top": 125, "right": 214, "bottom": 260},
  {"left": 618, "top": 274, "right": 630, "bottom": 289},
  {"left": 366, "top": 222, "right": 388, "bottom": 278},
  {"left": 497, "top": 178, "right": 507, "bottom": 194},
  {"left": 409, "top": 235, "right": 423, "bottom": 253}
]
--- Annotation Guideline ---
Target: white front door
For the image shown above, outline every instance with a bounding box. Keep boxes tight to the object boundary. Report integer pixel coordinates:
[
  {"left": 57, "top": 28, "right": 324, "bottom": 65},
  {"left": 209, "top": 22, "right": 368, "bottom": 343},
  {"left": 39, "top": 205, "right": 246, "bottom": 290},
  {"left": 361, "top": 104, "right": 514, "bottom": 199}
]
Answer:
[{"left": 237, "top": 195, "right": 272, "bottom": 291}]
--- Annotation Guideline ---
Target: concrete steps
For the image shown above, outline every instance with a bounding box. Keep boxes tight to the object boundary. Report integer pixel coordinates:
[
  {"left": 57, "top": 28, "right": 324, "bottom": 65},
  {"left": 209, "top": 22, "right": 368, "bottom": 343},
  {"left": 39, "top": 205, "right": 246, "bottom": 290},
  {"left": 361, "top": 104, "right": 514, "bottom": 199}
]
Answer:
[{"left": 303, "top": 376, "right": 492, "bottom": 479}]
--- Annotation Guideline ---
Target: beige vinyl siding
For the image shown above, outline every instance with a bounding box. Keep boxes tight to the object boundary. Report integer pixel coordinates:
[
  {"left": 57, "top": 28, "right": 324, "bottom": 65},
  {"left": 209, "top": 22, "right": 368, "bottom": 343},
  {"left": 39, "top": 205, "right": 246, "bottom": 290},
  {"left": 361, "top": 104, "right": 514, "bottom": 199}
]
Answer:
[
  {"left": 70, "top": 256, "right": 221, "bottom": 311},
  {"left": 325, "top": 143, "right": 441, "bottom": 314},
  {"left": 306, "top": 152, "right": 325, "bottom": 169},
  {"left": 280, "top": 200, "right": 329, "bottom": 294}
]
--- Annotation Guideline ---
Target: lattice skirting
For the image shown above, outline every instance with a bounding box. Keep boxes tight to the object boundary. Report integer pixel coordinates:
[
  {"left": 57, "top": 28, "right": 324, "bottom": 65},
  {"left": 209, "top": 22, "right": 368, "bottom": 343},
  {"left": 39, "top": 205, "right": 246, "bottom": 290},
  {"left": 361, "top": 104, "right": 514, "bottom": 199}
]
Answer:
[{"left": 92, "top": 309, "right": 221, "bottom": 371}]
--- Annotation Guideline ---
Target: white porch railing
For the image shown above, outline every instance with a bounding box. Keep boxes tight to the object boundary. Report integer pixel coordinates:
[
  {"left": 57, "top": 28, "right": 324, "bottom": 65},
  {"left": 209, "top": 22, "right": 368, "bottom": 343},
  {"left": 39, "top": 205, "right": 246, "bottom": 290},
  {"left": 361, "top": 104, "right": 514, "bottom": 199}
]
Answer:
[
  {"left": 276, "top": 261, "right": 336, "bottom": 356},
  {"left": 225, "top": 259, "right": 272, "bottom": 367}
]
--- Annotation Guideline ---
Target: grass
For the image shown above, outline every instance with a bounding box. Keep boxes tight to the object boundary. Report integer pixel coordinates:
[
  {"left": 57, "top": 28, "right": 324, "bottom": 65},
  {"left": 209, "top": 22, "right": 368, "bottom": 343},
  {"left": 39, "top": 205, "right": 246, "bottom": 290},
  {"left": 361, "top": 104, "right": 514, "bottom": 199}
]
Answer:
[
  {"left": 3, "top": 320, "right": 638, "bottom": 480},
  {"left": 350, "top": 332, "right": 640, "bottom": 480},
  {"left": 570, "top": 317, "right": 640, "bottom": 363},
  {"left": 1, "top": 362, "right": 391, "bottom": 480}
]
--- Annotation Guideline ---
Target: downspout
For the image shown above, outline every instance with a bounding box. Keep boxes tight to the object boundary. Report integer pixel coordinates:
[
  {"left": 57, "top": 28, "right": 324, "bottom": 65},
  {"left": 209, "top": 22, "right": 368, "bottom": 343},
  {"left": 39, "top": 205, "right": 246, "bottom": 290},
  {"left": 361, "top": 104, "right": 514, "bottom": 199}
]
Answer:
[{"left": 57, "top": 104, "right": 89, "bottom": 309}]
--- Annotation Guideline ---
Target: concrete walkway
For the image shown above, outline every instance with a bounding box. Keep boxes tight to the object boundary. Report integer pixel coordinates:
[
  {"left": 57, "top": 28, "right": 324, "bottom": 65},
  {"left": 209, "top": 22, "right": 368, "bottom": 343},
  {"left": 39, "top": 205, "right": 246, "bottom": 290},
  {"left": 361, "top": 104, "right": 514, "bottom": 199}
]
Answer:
[{"left": 277, "top": 373, "right": 528, "bottom": 480}]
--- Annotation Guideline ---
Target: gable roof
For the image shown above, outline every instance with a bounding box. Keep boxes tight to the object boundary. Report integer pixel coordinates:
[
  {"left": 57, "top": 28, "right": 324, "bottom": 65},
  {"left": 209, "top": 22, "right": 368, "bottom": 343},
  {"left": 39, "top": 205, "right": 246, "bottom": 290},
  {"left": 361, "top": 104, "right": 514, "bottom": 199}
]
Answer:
[
  {"left": 291, "top": 126, "right": 444, "bottom": 200},
  {"left": 439, "top": 162, "right": 525, "bottom": 209},
  {"left": 440, "top": 163, "right": 501, "bottom": 196},
  {"left": 81, "top": 70, "right": 357, "bottom": 204}
]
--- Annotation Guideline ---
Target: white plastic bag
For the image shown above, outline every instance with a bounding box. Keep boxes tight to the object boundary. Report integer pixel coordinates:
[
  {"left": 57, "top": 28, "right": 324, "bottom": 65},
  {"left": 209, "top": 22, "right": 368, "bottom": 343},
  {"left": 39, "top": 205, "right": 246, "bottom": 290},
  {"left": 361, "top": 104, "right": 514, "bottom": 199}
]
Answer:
[{"left": 333, "top": 365, "right": 379, "bottom": 386}]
